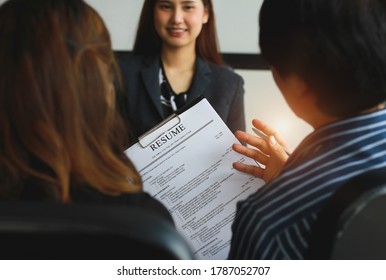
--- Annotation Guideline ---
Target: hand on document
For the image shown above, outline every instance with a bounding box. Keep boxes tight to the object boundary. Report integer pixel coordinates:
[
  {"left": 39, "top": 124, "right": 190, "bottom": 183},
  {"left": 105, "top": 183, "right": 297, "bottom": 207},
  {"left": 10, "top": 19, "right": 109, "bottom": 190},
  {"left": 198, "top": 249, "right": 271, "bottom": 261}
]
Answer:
[{"left": 232, "top": 119, "right": 291, "bottom": 183}]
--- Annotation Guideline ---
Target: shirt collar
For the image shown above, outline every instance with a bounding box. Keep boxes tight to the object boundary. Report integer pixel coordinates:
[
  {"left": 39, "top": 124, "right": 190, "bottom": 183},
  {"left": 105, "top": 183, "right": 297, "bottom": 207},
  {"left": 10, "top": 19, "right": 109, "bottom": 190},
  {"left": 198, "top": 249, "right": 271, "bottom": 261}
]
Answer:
[{"left": 287, "top": 108, "right": 386, "bottom": 167}]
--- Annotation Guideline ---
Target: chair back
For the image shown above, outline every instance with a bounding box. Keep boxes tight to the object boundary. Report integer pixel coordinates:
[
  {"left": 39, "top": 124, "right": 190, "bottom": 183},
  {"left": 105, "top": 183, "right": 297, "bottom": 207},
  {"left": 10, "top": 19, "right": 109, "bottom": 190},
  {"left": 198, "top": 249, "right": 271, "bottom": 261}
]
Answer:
[
  {"left": 306, "top": 167, "right": 386, "bottom": 259},
  {"left": 0, "top": 202, "right": 194, "bottom": 260}
]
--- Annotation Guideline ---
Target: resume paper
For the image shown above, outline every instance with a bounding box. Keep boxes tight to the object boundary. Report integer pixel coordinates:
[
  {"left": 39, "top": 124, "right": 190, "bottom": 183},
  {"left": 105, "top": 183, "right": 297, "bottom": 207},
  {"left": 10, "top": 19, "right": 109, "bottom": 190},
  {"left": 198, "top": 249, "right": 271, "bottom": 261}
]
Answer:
[{"left": 125, "top": 98, "right": 264, "bottom": 259}]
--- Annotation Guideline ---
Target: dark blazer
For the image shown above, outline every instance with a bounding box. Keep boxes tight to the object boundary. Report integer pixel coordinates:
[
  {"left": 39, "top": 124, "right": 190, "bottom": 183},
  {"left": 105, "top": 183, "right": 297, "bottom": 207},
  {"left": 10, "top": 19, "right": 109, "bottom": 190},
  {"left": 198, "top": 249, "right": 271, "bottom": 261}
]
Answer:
[{"left": 117, "top": 54, "right": 246, "bottom": 142}]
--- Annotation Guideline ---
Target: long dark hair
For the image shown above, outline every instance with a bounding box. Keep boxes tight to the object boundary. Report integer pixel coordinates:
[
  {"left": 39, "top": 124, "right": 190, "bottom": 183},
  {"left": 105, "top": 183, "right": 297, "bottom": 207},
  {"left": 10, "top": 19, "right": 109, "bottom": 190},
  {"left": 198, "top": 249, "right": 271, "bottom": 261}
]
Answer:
[
  {"left": 0, "top": 0, "right": 141, "bottom": 202},
  {"left": 133, "top": 0, "right": 223, "bottom": 65}
]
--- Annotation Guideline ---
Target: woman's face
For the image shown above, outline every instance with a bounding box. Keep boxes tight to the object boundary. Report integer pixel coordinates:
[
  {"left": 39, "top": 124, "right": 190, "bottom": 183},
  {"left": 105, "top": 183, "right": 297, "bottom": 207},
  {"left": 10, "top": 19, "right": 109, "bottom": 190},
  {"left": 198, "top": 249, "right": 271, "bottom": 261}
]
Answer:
[{"left": 154, "top": 0, "right": 209, "bottom": 50}]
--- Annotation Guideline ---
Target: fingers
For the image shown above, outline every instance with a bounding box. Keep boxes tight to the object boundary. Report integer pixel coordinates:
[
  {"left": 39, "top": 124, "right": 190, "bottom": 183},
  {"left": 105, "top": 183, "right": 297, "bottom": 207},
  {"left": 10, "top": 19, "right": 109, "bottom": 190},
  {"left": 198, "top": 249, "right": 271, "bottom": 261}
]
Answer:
[
  {"left": 268, "top": 135, "right": 290, "bottom": 162},
  {"left": 252, "top": 119, "right": 289, "bottom": 150},
  {"left": 234, "top": 130, "right": 271, "bottom": 154},
  {"left": 232, "top": 162, "right": 264, "bottom": 178},
  {"left": 232, "top": 143, "right": 269, "bottom": 166},
  {"left": 232, "top": 122, "right": 290, "bottom": 183},
  {"left": 252, "top": 119, "right": 277, "bottom": 137}
]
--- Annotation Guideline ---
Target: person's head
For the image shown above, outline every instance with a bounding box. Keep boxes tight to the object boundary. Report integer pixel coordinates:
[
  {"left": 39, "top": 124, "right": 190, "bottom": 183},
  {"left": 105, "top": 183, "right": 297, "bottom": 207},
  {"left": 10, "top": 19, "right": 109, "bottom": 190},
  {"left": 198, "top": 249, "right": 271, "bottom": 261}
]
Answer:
[
  {"left": 133, "top": 0, "right": 222, "bottom": 65},
  {"left": 0, "top": 0, "right": 141, "bottom": 202},
  {"left": 259, "top": 0, "right": 386, "bottom": 119}
]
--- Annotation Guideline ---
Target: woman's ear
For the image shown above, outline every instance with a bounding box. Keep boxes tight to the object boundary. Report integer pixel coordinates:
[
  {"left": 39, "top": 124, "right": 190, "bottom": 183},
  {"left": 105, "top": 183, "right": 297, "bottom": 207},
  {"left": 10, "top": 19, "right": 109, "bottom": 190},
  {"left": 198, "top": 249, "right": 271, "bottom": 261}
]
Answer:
[{"left": 203, "top": 7, "right": 209, "bottom": 24}]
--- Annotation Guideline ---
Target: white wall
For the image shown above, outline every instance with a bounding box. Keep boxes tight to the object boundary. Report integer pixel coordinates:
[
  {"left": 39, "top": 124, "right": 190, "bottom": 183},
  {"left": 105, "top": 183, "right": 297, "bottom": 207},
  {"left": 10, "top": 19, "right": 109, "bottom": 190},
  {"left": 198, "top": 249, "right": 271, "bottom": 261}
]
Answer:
[
  {"left": 213, "top": 0, "right": 262, "bottom": 53},
  {"left": 86, "top": 0, "right": 143, "bottom": 51},
  {"left": 0, "top": 0, "right": 313, "bottom": 149},
  {"left": 237, "top": 70, "right": 312, "bottom": 149}
]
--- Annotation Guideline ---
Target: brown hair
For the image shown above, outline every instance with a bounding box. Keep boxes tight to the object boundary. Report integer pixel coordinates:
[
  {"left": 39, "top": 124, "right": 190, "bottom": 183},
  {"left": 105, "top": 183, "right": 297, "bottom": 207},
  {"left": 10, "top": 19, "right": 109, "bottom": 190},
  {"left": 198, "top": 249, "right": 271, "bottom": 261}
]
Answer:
[
  {"left": 0, "top": 0, "right": 141, "bottom": 202},
  {"left": 133, "top": 0, "right": 223, "bottom": 65}
]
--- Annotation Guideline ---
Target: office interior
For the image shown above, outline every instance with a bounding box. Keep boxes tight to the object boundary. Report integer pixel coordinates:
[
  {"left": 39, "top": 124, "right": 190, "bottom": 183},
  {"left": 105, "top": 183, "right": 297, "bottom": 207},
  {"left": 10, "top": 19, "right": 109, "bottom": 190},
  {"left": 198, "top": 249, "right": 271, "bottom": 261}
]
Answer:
[{"left": 86, "top": 0, "right": 313, "bottom": 149}]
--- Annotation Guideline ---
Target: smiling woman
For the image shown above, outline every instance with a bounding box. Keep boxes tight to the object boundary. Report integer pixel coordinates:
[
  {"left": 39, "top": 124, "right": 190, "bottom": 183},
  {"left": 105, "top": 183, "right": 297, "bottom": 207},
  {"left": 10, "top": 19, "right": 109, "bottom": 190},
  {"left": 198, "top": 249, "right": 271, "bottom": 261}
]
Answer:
[
  {"left": 116, "top": 0, "right": 246, "bottom": 143},
  {"left": 154, "top": 0, "right": 209, "bottom": 53}
]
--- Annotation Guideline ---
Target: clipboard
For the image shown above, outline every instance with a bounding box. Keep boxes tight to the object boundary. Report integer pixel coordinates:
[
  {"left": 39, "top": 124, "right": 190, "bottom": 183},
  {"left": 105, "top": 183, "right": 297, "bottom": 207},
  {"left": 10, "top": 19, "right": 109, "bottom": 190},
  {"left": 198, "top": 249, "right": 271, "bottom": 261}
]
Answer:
[
  {"left": 125, "top": 95, "right": 264, "bottom": 260},
  {"left": 138, "top": 96, "right": 205, "bottom": 148}
]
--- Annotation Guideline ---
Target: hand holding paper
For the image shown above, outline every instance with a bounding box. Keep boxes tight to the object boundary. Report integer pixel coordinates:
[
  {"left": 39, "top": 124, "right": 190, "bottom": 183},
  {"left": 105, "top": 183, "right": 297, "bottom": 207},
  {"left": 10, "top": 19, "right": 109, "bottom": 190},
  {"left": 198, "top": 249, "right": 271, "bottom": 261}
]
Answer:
[{"left": 232, "top": 119, "right": 290, "bottom": 183}]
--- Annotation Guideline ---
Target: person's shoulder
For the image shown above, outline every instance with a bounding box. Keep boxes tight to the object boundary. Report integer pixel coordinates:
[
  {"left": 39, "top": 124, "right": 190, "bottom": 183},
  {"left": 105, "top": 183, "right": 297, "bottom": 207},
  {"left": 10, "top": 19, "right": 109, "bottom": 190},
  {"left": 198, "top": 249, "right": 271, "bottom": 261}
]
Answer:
[
  {"left": 70, "top": 185, "right": 174, "bottom": 225},
  {"left": 126, "top": 192, "right": 174, "bottom": 224}
]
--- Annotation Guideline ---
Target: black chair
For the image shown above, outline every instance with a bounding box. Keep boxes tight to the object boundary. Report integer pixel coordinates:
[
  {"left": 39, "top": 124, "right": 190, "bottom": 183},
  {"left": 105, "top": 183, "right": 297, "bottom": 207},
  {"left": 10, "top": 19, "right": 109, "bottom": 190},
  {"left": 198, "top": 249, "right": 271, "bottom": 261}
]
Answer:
[
  {"left": 306, "top": 167, "right": 386, "bottom": 259},
  {"left": 0, "top": 202, "right": 194, "bottom": 260}
]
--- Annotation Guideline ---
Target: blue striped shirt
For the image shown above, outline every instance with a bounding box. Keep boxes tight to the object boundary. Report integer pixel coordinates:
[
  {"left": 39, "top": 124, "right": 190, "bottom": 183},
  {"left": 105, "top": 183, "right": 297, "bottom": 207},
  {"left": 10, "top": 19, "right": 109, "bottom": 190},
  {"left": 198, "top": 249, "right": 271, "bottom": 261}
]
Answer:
[{"left": 228, "top": 109, "right": 386, "bottom": 259}]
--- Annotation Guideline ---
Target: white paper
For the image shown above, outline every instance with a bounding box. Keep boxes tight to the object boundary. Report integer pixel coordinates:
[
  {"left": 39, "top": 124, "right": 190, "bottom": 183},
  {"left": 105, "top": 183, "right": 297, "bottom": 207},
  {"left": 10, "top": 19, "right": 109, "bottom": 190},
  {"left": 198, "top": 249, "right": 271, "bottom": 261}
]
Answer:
[{"left": 125, "top": 98, "right": 264, "bottom": 259}]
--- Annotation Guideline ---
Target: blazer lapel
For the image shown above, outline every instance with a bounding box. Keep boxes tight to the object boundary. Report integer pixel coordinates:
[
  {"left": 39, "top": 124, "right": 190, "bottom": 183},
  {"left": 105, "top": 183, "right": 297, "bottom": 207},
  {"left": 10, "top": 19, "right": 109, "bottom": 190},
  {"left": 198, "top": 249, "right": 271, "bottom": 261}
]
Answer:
[
  {"left": 187, "top": 56, "right": 211, "bottom": 103},
  {"left": 140, "top": 55, "right": 164, "bottom": 118}
]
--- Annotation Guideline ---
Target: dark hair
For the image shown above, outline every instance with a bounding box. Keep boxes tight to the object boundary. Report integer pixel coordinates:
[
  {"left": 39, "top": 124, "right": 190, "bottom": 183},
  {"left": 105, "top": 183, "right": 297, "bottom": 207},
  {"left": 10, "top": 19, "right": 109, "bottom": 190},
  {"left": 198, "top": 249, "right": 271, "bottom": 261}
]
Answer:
[
  {"left": 0, "top": 0, "right": 141, "bottom": 201},
  {"left": 259, "top": 0, "right": 386, "bottom": 117},
  {"left": 133, "top": 0, "right": 223, "bottom": 65}
]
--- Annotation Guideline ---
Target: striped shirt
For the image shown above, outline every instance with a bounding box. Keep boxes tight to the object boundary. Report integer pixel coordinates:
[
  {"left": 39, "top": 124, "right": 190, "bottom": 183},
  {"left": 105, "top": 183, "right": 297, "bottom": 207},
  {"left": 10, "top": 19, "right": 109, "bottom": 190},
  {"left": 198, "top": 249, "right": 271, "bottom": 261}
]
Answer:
[{"left": 228, "top": 108, "right": 386, "bottom": 259}]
